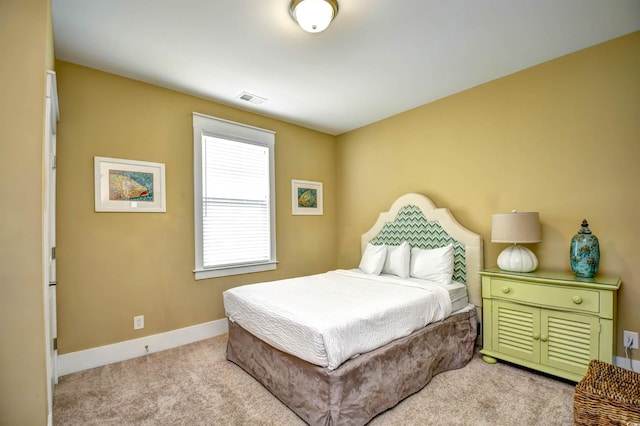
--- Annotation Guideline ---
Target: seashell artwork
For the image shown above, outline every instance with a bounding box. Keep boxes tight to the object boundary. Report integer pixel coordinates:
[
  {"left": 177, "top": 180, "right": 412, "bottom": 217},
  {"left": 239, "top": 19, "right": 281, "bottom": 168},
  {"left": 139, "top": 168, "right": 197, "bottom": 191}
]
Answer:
[
  {"left": 95, "top": 156, "right": 165, "bottom": 212},
  {"left": 297, "top": 188, "right": 317, "bottom": 208},
  {"left": 291, "top": 179, "right": 322, "bottom": 215},
  {"left": 109, "top": 170, "right": 153, "bottom": 201}
]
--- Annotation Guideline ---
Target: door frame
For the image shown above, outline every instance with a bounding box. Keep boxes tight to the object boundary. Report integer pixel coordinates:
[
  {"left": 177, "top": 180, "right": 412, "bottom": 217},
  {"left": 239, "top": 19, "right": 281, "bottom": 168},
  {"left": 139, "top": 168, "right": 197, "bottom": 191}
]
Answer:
[{"left": 44, "top": 70, "right": 59, "bottom": 425}]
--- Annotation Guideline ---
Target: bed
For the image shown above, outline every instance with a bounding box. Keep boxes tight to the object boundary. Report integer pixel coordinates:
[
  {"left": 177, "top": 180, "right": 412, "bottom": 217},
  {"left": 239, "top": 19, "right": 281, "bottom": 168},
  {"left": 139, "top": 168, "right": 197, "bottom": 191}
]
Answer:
[{"left": 224, "top": 193, "right": 483, "bottom": 425}]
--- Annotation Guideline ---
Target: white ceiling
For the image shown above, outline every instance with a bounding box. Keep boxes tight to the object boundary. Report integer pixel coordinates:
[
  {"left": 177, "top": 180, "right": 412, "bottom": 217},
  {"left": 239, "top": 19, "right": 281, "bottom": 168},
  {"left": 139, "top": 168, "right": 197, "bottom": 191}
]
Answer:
[{"left": 52, "top": 0, "right": 640, "bottom": 135}]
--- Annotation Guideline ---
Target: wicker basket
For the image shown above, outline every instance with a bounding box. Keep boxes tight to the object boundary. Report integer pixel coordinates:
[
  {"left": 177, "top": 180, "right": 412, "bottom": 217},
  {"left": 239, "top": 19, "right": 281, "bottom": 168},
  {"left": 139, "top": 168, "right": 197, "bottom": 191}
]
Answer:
[{"left": 574, "top": 359, "right": 640, "bottom": 426}]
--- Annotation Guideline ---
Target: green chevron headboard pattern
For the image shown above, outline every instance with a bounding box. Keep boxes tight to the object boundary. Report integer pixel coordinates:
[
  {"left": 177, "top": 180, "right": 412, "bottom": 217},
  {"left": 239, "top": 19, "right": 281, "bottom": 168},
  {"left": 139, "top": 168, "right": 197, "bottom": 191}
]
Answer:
[{"left": 369, "top": 204, "right": 466, "bottom": 284}]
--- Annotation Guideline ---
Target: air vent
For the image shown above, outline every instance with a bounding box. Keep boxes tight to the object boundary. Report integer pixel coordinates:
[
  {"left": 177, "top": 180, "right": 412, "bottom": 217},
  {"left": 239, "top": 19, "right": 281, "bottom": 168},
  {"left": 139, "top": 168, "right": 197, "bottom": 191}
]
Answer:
[{"left": 236, "top": 92, "right": 267, "bottom": 105}]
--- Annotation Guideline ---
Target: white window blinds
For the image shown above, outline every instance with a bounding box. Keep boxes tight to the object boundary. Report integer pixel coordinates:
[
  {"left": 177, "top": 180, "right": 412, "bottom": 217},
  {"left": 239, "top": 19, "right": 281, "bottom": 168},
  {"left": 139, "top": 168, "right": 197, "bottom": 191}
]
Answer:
[
  {"left": 193, "top": 113, "right": 276, "bottom": 279},
  {"left": 202, "top": 136, "right": 270, "bottom": 267}
]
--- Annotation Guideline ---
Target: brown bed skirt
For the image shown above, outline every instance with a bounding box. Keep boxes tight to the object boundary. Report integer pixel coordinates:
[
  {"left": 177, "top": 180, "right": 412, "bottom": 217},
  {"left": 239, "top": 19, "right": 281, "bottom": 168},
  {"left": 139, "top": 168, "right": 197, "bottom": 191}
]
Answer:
[{"left": 226, "top": 308, "right": 478, "bottom": 426}]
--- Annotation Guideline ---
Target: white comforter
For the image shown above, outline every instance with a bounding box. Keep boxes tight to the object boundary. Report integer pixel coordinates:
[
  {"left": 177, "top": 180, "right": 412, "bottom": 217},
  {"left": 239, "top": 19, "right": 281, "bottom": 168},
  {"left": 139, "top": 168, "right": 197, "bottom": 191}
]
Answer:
[{"left": 223, "top": 269, "right": 452, "bottom": 370}]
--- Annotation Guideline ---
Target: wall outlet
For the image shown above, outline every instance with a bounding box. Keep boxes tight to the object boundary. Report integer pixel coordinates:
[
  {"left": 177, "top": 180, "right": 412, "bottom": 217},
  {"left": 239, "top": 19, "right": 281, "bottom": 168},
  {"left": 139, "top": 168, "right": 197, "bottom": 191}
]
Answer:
[
  {"left": 623, "top": 330, "right": 638, "bottom": 350},
  {"left": 133, "top": 315, "right": 144, "bottom": 330}
]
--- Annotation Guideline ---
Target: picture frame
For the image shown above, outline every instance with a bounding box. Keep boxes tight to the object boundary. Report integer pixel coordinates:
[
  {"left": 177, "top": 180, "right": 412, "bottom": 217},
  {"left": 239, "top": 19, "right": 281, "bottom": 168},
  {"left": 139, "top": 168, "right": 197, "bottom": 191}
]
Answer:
[
  {"left": 94, "top": 156, "right": 166, "bottom": 212},
  {"left": 291, "top": 179, "right": 323, "bottom": 215}
]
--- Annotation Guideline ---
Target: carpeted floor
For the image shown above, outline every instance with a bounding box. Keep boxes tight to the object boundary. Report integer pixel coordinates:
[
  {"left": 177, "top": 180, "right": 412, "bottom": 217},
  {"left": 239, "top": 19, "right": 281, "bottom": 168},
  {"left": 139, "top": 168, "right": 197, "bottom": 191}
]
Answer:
[{"left": 53, "top": 334, "right": 576, "bottom": 425}]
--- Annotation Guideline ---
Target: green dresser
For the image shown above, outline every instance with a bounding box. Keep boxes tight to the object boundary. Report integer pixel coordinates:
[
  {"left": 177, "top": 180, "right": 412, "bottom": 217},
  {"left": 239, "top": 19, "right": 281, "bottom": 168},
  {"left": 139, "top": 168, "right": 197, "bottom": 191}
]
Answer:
[{"left": 480, "top": 267, "right": 621, "bottom": 382}]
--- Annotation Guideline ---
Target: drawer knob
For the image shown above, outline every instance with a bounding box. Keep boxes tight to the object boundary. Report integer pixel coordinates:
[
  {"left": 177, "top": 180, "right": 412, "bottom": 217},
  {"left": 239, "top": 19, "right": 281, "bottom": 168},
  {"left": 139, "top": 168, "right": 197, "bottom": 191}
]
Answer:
[
  {"left": 501, "top": 286, "right": 510, "bottom": 294},
  {"left": 541, "top": 335, "right": 548, "bottom": 342},
  {"left": 532, "top": 333, "right": 540, "bottom": 340},
  {"left": 572, "top": 295, "right": 583, "bottom": 304}
]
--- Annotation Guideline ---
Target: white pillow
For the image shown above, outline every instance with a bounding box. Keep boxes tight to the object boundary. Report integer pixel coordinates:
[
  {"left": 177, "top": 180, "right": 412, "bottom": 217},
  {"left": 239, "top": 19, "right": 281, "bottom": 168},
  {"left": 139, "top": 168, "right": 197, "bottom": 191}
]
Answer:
[
  {"left": 410, "top": 244, "right": 454, "bottom": 284},
  {"left": 359, "top": 244, "right": 387, "bottom": 275},
  {"left": 381, "top": 241, "right": 411, "bottom": 278}
]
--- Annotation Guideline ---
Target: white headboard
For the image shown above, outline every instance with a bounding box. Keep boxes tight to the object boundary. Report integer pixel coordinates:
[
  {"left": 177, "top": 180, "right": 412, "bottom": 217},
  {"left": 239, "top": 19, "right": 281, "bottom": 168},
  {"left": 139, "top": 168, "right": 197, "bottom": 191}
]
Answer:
[{"left": 361, "top": 193, "right": 484, "bottom": 317}]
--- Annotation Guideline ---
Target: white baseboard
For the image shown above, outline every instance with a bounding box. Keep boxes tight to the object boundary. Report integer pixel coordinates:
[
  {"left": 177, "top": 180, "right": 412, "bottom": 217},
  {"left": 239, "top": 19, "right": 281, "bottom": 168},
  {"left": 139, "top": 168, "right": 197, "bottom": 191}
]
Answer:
[
  {"left": 57, "top": 318, "right": 228, "bottom": 377},
  {"left": 614, "top": 354, "right": 640, "bottom": 372}
]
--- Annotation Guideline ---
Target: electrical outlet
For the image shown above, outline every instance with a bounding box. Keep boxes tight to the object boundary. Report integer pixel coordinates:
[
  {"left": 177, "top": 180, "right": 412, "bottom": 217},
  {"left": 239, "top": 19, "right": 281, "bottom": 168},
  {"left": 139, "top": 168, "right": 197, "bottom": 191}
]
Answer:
[
  {"left": 133, "top": 315, "right": 144, "bottom": 330},
  {"left": 623, "top": 330, "right": 638, "bottom": 349}
]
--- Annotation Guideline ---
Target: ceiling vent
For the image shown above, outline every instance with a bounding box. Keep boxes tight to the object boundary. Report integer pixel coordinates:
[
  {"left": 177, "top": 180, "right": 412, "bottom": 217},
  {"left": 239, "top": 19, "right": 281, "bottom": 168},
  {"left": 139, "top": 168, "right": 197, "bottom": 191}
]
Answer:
[{"left": 236, "top": 92, "right": 267, "bottom": 105}]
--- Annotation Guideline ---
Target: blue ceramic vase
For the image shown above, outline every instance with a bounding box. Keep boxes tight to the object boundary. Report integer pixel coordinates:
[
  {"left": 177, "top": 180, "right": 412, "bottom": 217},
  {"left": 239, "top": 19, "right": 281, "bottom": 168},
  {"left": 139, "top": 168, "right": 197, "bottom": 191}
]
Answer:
[{"left": 570, "top": 219, "right": 600, "bottom": 278}]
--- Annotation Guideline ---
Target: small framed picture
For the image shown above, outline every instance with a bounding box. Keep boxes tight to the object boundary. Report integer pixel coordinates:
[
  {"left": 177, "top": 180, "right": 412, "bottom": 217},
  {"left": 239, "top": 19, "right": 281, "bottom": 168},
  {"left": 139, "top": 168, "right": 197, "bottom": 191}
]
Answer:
[
  {"left": 291, "top": 179, "right": 323, "bottom": 215},
  {"left": 94, "top": 156, "right": 166, "bottom": 212}
]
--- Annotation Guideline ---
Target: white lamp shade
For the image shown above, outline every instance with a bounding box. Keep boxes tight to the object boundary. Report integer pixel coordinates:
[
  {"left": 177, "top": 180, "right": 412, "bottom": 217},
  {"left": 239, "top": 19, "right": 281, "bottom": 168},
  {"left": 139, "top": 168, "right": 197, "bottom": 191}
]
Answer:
[{"left": 291, "top": 0, "right": 337, "bottom": 33}]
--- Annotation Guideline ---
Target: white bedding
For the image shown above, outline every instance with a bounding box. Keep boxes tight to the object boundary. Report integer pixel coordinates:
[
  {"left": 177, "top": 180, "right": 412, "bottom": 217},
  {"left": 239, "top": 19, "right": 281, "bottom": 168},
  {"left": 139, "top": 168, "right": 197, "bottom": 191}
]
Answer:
[
  {"left": 426, "top": 279, "right": 468, "bottom": 312},
  {"left": 223, "top": 269, "right": 455, "bottom": 370}
]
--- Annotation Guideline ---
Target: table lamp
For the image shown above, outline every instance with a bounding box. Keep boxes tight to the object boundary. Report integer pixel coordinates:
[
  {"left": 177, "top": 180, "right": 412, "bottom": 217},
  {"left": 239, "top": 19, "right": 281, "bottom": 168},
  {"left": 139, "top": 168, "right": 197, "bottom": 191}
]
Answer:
[{"left": 491, "top": 211, "right": 541, "bottom": 273}]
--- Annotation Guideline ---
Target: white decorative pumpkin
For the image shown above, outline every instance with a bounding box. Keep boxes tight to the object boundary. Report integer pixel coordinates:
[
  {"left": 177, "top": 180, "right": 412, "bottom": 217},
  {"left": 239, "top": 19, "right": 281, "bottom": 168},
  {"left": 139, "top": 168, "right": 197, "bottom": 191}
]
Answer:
[{"left": 497, "top": 244, "right": 538, "bottom": 273}]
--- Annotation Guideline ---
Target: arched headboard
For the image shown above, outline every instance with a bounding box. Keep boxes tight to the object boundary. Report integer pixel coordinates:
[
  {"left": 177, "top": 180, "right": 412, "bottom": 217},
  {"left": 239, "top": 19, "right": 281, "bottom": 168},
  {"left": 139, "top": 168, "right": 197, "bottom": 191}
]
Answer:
[{"left": 361, "top": 193, "right": 484, "bottom": 319}]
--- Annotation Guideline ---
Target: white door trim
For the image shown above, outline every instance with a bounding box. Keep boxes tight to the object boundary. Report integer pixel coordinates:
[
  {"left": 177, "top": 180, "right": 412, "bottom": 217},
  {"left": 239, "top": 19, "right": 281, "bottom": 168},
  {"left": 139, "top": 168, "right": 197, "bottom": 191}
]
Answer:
[{"left": 44, "top": 70, "right": 59, "bottom": 426}]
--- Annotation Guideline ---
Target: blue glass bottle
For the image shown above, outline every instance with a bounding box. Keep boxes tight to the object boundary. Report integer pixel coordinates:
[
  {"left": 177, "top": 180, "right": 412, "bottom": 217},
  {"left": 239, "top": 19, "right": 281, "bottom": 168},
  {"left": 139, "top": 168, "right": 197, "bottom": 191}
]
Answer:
[{"left": 570, "top": 219, "right": 600, "bottom": 278}]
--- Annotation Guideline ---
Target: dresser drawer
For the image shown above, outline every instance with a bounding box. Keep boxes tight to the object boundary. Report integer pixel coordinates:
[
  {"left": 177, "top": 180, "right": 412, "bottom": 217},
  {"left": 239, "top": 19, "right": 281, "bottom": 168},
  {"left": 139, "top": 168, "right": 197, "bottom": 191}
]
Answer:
[{"left": 490, "top": 279, "right": 600, "bottom": 313}]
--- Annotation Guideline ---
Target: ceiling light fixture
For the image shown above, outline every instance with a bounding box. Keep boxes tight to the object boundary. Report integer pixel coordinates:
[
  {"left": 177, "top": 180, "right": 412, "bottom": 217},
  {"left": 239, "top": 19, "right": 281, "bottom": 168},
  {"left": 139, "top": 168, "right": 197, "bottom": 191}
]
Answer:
[{"left": 289, "top": 0, "right": 339, "bottom": 33}]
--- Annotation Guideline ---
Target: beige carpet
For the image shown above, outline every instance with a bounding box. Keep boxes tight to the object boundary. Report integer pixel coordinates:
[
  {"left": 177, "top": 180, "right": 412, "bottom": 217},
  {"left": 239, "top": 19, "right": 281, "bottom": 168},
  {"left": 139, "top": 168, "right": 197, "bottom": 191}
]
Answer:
[{"left": 53, "top": 334, "right": 576, "bottom": 425}]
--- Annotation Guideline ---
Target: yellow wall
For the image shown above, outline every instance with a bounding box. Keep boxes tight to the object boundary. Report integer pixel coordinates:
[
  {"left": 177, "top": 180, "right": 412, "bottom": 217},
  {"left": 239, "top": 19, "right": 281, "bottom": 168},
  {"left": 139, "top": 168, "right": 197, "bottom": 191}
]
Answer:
[
  {"left": 0, "top": 0, "right": 52, "bottom": 424},
  {"left": 336, "top": 32, "right": 640, "bottom": 359},
  {"left": 55, "top": 61, "right": 337, "bottom": 353}
]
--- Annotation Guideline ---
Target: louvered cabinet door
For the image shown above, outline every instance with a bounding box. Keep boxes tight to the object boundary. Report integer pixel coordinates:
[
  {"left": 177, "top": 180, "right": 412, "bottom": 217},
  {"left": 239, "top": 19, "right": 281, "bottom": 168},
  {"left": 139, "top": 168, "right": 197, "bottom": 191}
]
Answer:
[
  {"left": 492, "top": 301, "right": 541, "bottom": 364},
  {"left": 541, "top": 310, "right": 599, "bottom": 377}
]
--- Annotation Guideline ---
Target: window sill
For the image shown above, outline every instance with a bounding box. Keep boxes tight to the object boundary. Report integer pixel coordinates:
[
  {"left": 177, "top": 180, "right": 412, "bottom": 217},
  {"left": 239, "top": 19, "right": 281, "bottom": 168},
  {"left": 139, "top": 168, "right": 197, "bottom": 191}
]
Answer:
[{"left": 194, "top": 261, "right": 277, "bottom": 280}]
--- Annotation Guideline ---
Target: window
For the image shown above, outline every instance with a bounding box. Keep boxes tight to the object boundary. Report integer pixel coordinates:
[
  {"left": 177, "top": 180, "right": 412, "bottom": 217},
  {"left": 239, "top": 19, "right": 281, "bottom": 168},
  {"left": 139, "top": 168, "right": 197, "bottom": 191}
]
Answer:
[{"left": 192, "top": 113, "right": 276, "bottom": 279}]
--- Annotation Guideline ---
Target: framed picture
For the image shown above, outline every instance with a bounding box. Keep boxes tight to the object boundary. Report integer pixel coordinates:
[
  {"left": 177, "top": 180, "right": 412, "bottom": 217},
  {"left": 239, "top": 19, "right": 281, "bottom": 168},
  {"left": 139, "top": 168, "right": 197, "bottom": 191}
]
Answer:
[
  {"left": 291, "top": 179, "right": 323, "bottom": 215},
  {"left": 94, "top": 156, "right": 166, "bottom": 212}
]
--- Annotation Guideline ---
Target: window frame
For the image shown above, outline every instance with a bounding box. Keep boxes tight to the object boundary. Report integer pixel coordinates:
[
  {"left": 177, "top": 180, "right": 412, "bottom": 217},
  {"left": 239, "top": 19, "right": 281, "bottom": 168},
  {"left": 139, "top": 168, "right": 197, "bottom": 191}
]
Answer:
[{"left": 192, "top": 112, "right": 277, "bottom": 279}]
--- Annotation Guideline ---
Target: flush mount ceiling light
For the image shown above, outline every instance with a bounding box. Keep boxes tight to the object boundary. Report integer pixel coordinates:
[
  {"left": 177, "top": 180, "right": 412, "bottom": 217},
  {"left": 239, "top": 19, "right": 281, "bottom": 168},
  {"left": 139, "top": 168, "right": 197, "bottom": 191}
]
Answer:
[{"left": 290, "top": 0, "right": 339, "bottom": 33}]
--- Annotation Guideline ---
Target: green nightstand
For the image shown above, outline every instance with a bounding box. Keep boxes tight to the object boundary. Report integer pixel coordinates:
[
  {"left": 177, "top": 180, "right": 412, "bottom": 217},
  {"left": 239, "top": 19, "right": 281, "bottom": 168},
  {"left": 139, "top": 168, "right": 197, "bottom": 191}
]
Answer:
[{"left": 479, "top": 267, "right": 621, "bottom": 382}]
